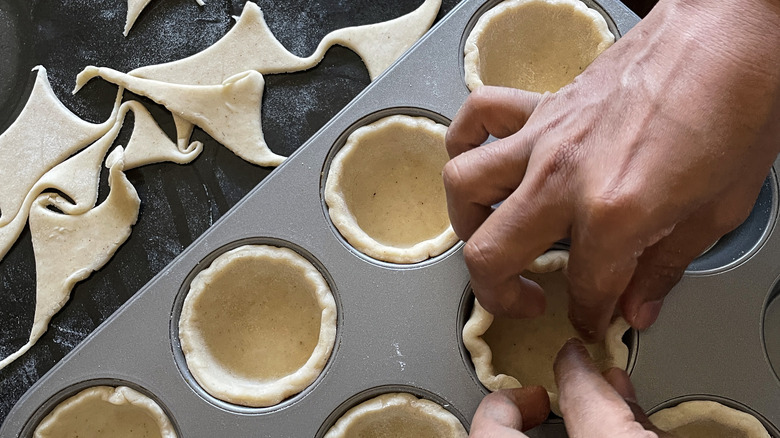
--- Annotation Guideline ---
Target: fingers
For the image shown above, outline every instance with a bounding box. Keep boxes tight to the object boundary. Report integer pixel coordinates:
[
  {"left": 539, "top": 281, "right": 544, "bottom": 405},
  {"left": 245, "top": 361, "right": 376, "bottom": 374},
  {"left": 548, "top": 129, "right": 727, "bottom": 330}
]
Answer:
[
  {"left": 470, "top": 387, "right": 550, "bottom": 437},
  {"left": 443, "top": 135, "right": 535, "bottom": 240},
  {"left": 602, "top": 368, "right": 675, "bottom": 438},
  {"left": 554, "top": 339, "right": 654, "bottom": 438},
  {"left": 465, "top": 179, "right": 569, "bottom": 318},
  {"left": 445, "top": 86, "right": 541, "bottom": 158}
]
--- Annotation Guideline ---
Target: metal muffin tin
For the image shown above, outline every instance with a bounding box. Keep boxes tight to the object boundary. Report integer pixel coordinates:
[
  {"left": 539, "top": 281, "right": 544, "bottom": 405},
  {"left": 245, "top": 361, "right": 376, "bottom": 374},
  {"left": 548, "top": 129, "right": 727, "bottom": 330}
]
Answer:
[{"left": 3, "top": 0, "right": 780, "bottom": 436}]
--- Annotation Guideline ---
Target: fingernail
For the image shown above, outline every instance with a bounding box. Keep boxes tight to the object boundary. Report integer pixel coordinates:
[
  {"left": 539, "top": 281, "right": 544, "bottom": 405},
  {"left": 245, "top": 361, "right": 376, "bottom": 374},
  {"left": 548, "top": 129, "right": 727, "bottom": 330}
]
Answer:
[{"left": 635, "top": 299, "right": 663, "bottom": 329}]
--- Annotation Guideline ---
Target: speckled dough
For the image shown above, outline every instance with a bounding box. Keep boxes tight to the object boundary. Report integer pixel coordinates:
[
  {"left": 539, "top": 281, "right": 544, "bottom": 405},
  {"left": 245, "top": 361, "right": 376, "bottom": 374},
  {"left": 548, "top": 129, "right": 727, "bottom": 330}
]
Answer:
[
  {"left": 464, "top": 0, "right": 614, "bottom": 92},
  {"left": 462, "top": 251, "right": 629, "bottom": 415},
  {"left": 33, "top": 386, "right": 177, "bottom": 438},
  {"left": 178, "top": 245, "right": 337, "bottom": 407},
  {"left": 324, "top": 115, "right": 457, "bottom": 264},
  {"left": 324, "top": 393, "right": 467, "bottom": 438},
  {"left": 649, "top": 400, "right": 771, "bottom": 438}
]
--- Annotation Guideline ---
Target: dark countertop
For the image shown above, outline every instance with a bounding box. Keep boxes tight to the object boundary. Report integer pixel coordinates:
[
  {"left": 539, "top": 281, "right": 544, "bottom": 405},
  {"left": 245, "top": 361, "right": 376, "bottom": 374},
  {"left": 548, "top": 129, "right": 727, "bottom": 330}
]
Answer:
[{"left": 0, "top": 0, "right": 461, "bottom": 425}]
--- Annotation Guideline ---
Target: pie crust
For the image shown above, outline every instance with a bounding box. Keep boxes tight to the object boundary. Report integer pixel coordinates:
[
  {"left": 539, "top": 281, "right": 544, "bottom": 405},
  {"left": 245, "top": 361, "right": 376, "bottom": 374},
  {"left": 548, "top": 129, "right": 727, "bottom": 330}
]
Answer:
[
  {"left": 178, "top": 245, "right": 337, "bottom": 407},
  {"left": 464, "top": 0, "right": 614, "bottom": 92},
  {"left": 324, "top": 115, "right": 457, "bottom": 264},
  {"left": 323, "top": 393, "right": 467, "bottom": 438},
  {"left": 33, "top": 386, "right": 176, "bottom": 438},
  {"left": 649, "top": 400, "right": 771, "bottom": 438},
  {"left": 462, "top": 250, "right": 629, "bottom": 415}
]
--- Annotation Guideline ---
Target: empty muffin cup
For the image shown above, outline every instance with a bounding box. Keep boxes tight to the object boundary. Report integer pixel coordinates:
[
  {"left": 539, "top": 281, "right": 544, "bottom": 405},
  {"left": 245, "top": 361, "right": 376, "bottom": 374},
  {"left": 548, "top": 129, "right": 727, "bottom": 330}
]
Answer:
[
  {"left": 324, "top": 114, "right": 457, "bottom": 264},
  {"left": 464, "top": 0, "right": 614, "bottom": 92},
  {"left": 178, "top": 244, "right": 337, "bottom": 407}
]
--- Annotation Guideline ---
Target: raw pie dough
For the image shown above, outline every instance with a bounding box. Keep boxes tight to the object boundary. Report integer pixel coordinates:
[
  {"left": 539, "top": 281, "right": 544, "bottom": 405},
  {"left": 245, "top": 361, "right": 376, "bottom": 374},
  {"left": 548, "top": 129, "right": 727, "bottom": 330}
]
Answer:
[
  {"left": 323, "top": 393, "right": 467, "bottom": 438},
  {"left": 464, "top": 0, "right": 614, "bottom": 92},
  {"left": 649, "top": 400, "right": 771, "bottom": 438},
  {"left": 324, "top": 115, "right": 457, "bottom": 264},
  {"left": 179, "top": 245, "right": 337, "bottom": 407},
  {"left": 33, "top": 386, "right": 176, "bottom": 438},
  {"left": 462, "top": 251, "right": 629, "bottom": 415}
]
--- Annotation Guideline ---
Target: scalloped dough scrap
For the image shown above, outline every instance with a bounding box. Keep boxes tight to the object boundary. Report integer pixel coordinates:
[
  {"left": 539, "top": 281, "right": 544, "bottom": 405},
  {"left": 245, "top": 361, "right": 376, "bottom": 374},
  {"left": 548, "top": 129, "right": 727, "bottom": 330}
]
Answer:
[
  {"left": 0, "top": 148, "right": 140, "bottom": 370},
  {"left": 324, "top": 115, "right": 457, "bottom": 264},
  {"left": 464, "top": 0, "right": 614, "bottom": 92},
  {"left": 324, "top": 393, "right": 467, "bottom": 438},
  {"left": 34, "top": 386, "right": 177, "bottom": 438},
  {"left": 129, "top": 0, "right": 442, "bottom": 84},
  {"left": 179, "top": 245, "right": 337, "bottom": 407},
  {"left": 462, "top": 251, "right": 629, "bottom": 415},
  {"left": 649, "top": 401, "right": 771, "bottom": 438}
]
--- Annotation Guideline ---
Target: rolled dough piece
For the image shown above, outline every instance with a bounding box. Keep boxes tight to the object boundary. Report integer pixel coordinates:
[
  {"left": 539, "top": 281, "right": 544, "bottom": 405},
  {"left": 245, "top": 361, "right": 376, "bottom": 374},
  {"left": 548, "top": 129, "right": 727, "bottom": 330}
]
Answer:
[
  {"left": 462, "top": 250, "right": 629, "bottom": 415},
  {"left": 128, "top": 0, "right": 441, "bottom": 85},
  {"left": 0, "top": 148, "right": 140, "bottom": 370},
  {"left": 120, "top": 101, "right": 203, "bottom": 169},
  {"left": 124, "top": 0, "right": 206, "bottom": 36},
  {"left": 75, "top": 67, "right": 284, "bottom": 167},
  {"left": 33, "top": 385, "right": 177, "bottom": 438},
  {"left": 179, "top": 245, "right": 337, "bottom": 407},
  {"left": 0, "top": 66, "right": 116, "bottom": 230},
  {"left": 649, "top": 400, "right": 771, "bottom": 438},
  {"left": 324, "top": 115, "right": 457, "bottom": 264},
  {"left": 464, "top": 0, "right": 614, "bottom": 92},
  {"left": 323, "top": 393, "right": 467, "bottom": 438}
]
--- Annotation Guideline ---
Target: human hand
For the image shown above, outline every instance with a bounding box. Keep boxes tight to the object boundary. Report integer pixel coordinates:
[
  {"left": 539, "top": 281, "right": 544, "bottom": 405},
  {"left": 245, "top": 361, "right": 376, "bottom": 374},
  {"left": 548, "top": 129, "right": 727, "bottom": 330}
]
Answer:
[
  {"left": 469, "top": 339, "right": 673, "bottom": 437},
  {"left": 443, "top": 0, "right": 780, "bottom": 340}
]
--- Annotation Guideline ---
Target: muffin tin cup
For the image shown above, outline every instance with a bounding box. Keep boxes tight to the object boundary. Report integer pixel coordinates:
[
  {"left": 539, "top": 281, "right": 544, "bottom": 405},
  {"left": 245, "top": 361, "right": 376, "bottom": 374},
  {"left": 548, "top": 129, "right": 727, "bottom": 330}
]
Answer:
[{"left": 4, "top": 0, "right": 778, "bottom": 436}]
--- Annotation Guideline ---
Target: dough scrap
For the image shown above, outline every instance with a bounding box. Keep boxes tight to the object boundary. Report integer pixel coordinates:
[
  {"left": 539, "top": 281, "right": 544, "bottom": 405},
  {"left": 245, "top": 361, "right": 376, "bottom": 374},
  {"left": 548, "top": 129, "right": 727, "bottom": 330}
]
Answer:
[
  {"left": 324, "top": 114, "right": 457, "bottom": 264},
  {"left": 75, "top": 67, "right": 284, "bottom": 167},
  {"left": 128, "top": 0, "right": 441, "bottom": 85},
  {"left": 0, "top": 148, "right": 140, "bottom": 370},
  {"left": 323, "top": 392, "right": 467, "bottom": 438},
  {"left": 33, "top": 385, "right": 176, "bottom": 438},
  {"left": 179, "top": 245, "right": 337, "bottom": 407},
  {"left": 464, "top": 0, "right": 614, "bottom": 92},
  {"left": 125, "top": 0, "right": 205, "bottom": 36},
  {"left": 462, "top": 250, "right": 629, "bottom": 415},
  {"left": 0, "top": 66, "right": 117, "bottom": 240},
  {"left": 649, "top": 400, "right": 771, "bottom": 438}
]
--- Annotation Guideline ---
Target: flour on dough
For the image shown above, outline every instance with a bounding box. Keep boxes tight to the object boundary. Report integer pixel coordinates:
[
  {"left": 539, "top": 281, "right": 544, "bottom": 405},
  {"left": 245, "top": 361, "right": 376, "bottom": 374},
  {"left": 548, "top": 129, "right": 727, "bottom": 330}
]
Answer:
[
  {"left": 324, "top": 115, "right": 457, "bottom": 264},
  {"left": 0, "top": 148, "right": 140, "bottom": 371},
  {"left": 125, "top": 0, "right": 205, "bottom": 36},
  {"left": 0, "top": 66, "right": 118, "bottom": 258},
  {"left": 75, "top": 67, "right": 284, "bottom": 167},
  {"left": 128, "top": 0, "right": 441, "bottom": 85},
  {"left": 324, "top": 393, "right": 467, "bottom": 438},
  {"left": 649, "top": 400, "right": 771, "bottom": 438},
  {"left": 462, "top": 250, "right": 629, "bottom": 415},
  {"left": 179, "top": 245, "right": 337, "bottom": 407},
  {"left": 33, "top": 386, "right": 176, "bottom": 438},
  {"left": 464, "top": 0, "right": 614, "bottom": 92}
]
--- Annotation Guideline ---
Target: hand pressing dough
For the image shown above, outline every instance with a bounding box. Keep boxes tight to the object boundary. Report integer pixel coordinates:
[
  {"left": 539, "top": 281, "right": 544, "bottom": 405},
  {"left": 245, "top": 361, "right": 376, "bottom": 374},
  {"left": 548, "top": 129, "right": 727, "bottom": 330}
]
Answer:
[
  {"left": 179, "top": 245, "right": 337, "bottom": 407},
  {"left": 33, "top": 386, "right": 176, "bottom": 438},
  {"left": 0, "top": 148, "right": 140, "bottom": 370},
  {"left": 464, "top": 0, "right": 614, "bottom": 92},
  {"left": 649, "top": 400, "right": 771, "bottom": 438},
  {"left": 323, "top": 393, "right": 467, "bottom": 438},
  {"left": 128, "top": 0, "right": 441, "bottom": 85},
  {"left": 0, "top": 66, "right": 117, "bottom": 240},
  {"left": 75, "top": 68, "right": 284, "bottom": 167},
  {"left": 462, "top": 251, "right": 629, "bottom": 415},
  {"left": 324, "top": 115, "right": 457, "bottom": 264}
]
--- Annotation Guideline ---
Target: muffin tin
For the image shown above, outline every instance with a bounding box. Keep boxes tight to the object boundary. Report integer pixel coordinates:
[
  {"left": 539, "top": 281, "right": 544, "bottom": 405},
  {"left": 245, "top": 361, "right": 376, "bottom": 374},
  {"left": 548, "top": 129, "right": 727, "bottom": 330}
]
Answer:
[{"left": 3, "top": 0, "right": 780, "bottom": 436}]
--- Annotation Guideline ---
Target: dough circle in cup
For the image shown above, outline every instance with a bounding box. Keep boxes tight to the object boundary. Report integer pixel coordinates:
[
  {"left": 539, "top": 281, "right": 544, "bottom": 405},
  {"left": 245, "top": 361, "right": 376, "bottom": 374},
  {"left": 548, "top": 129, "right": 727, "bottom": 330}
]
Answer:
[
  {"left": 324, "top": 114, "right": 457, "bottom": 264},
  {"left": 462, "top": 250, "right": 629, "bottom": 415},
  {"left": 649, "top": 400, "right": 771, "bottom": 438},
  {"left": 179, "top": 244, "right": 337, "bottom": 407},
  {"left": 464, "top": 0, "right": 614, "bottom": 92},
  {"left": 33, "top": 385, "right": 176, "bottom": 438},
  {"left": 323, "top": 392, "right": 467, "bottom": 438}
]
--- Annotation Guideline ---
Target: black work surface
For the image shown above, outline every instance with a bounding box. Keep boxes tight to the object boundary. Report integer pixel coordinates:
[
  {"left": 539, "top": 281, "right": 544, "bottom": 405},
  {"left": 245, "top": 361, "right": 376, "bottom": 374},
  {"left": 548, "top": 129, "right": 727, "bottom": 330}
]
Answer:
[{"left": 0, "top": 0, "right": 460, "bottom": 425}]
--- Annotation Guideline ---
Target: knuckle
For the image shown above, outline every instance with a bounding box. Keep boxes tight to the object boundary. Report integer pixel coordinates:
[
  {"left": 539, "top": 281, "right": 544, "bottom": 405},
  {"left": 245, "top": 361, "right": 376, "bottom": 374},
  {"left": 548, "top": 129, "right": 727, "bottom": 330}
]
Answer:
[
  {"left": 463, "top": 239, "right": 497, "bottom": 278},
  {"left": 441, "top": 159, "right": 467, "bottom": 194}
]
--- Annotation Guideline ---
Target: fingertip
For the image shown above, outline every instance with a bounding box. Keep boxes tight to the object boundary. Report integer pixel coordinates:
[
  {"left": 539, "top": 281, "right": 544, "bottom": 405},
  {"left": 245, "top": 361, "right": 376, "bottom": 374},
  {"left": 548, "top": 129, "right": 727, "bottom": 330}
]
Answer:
[
  {"left": 568, "top": 301, "right": 610, "bottom": 343},
  {"left": 503, "top": 386, "right": 551, "bottom": 431},
  {"left": 633, "top": 299, "right": 664, "bottom": 329},
  {"left": 602, "top": 367, "right": 637, "bottom": 403},
  {"left": 473, "top": 276, "right": 547, "bottom": 319},
  {"left": 553, "top": 337, "right": 588, "bottom": 378}
]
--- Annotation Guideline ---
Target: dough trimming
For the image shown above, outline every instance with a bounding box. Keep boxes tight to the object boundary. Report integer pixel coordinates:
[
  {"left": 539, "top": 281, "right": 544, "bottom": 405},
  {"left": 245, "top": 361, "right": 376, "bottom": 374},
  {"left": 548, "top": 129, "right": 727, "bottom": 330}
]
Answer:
[{"left": 649, "top": 400, "right": 771, "bottom": 438}]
